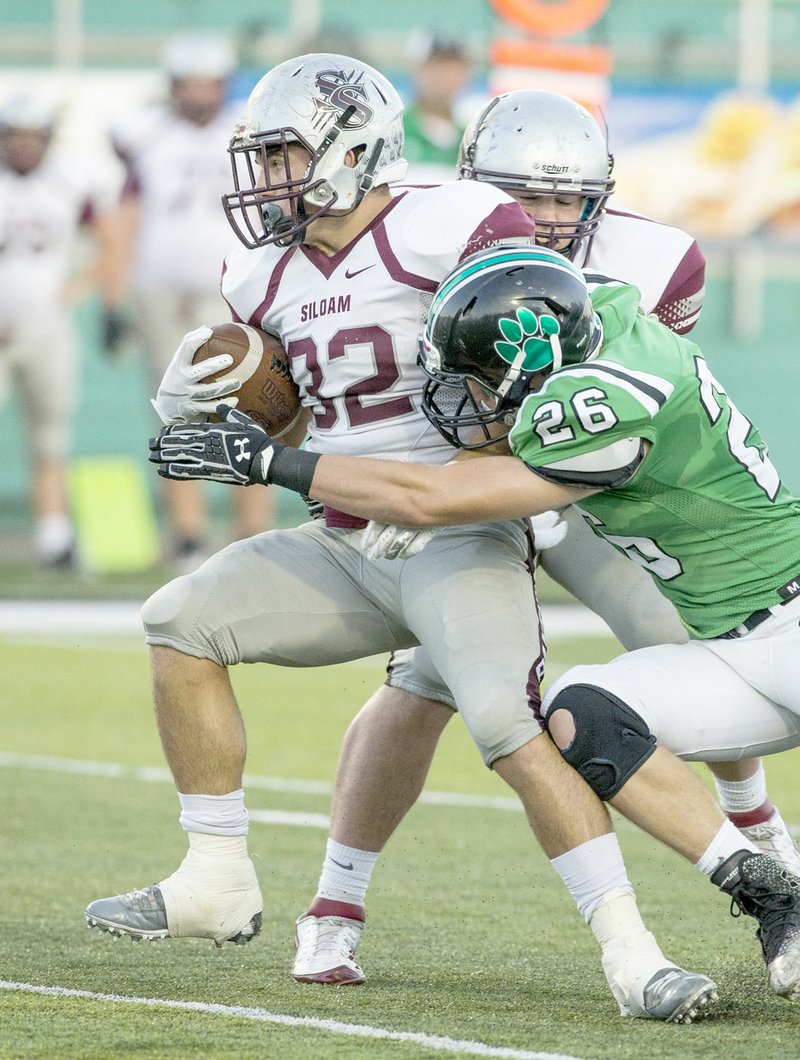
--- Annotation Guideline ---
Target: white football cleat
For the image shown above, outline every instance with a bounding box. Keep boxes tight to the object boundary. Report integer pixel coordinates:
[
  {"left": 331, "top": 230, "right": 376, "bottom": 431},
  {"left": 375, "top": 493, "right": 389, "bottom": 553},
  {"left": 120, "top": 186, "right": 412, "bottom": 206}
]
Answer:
[
  {"left": 292, "top": 914, "right": 366, "bottom": 985},
  {"left": 739, "top": 811, "right": 800, "bottom": 876},
  {"left": 85, "top": 842, "right": 262, "bottom": 947}
]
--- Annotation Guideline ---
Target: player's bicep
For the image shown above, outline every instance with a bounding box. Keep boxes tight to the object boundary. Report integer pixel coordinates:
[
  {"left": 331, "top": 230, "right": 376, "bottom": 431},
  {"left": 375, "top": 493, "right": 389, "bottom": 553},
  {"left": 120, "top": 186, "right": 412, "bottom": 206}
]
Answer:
[{"left": 447, "top": 457, "right": 597, "bottom": 519}]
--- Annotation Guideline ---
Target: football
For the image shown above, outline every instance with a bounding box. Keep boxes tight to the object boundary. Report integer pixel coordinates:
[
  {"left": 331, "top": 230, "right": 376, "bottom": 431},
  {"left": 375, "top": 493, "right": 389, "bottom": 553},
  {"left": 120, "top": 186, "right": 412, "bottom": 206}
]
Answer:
[{"left": 192, "top": 322, "right": 301, "bottom": 436}]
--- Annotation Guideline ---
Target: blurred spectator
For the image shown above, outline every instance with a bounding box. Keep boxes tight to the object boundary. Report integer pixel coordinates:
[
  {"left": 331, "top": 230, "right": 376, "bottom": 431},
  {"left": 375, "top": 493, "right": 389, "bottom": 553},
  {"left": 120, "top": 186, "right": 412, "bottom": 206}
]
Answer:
[
  {"left": 758, "top": 97, "right": 800, "bottom": 242},
  {"left": 101, "top": 30, "right": 274, "bottom": 572},
  {"left": 0, "top": 90, "right": 109, "bottom": 568},
  {"left": 403, "top": 38, "right": 472, "bottom": 182},
  {"left": 613, "top": 91, "right": 800, "bottom": 243}
]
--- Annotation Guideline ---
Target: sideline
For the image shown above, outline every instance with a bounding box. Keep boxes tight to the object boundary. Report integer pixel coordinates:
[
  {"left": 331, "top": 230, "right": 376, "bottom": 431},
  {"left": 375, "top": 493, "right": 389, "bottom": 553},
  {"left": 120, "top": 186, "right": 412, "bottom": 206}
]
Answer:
[{"left": 0, "top": 980, "right": 591, "bottom": 1060}]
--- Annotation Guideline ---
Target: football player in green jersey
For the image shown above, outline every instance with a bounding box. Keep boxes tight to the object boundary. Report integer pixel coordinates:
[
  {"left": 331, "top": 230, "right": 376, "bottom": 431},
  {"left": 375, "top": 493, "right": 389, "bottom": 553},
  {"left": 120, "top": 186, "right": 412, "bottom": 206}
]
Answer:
[{"left": 152, "top": 244, "right": 800, "bottom": 1006}]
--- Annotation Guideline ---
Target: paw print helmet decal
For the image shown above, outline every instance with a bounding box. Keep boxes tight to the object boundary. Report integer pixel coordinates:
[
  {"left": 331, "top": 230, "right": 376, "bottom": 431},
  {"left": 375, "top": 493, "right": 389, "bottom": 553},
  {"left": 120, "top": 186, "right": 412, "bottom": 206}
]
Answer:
[{"left": 420, "top": 245, "right": 602, "bottom": 448}]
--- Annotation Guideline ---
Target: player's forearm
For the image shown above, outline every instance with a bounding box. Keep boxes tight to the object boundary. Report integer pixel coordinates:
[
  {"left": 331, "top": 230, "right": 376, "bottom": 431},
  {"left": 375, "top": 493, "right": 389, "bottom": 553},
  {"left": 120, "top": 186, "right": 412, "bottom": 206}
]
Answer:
[{"left": 304, "top": 453, "right": 585, "bottom": 527}]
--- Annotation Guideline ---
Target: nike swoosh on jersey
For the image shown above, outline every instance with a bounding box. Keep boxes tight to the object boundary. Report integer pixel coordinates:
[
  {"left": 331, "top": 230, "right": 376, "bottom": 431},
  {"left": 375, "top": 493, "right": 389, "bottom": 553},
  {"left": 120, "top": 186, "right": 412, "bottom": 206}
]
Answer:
[{"left": 344, "top": 265, "right": 375, "bottom": 279}]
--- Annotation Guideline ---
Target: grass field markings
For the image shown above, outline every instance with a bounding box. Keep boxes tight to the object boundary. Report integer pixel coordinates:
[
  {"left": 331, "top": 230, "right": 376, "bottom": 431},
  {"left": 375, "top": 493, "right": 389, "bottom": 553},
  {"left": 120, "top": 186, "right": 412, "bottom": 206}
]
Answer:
[
  {"left": 250, "top": 808, "right": 330, "bottom": 828},
  {"left": 0, "top": 980, "right": 591, "bottom": 1060},
  {"left": 6, "top": 751, "right": 798, "bottom": 838},
  {"left": 0, "top": 751, "right": 523, "bottom": 813}
]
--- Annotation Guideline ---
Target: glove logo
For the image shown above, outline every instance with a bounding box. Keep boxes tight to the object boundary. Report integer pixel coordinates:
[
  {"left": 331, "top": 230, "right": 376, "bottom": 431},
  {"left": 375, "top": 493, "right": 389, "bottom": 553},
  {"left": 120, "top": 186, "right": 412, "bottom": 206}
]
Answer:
[
  {"left": 233, "top": 438, "right": 251, "bottom": 463},
  {"left": 495, "top": 308, "right": 560, "bottom": 373}
]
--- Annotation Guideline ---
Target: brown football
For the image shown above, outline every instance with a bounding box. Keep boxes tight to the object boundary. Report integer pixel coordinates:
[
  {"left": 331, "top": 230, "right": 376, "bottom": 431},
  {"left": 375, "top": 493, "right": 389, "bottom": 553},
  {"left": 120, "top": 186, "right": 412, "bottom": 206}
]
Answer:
[{"left": 192, "top": 322, "right": 301, "bottom": 436}]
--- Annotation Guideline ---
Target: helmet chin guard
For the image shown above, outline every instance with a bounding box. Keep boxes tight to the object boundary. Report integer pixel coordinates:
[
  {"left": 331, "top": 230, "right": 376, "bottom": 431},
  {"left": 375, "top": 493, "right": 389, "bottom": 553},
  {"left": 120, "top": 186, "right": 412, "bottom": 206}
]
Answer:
[{"left": 222, "top": 53, "right": 408, "bottom": 248}]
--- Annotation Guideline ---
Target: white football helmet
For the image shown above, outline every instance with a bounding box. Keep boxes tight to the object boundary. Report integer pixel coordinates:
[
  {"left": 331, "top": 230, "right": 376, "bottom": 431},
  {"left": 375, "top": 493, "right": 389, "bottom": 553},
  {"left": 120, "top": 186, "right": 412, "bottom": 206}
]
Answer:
[
  {"left": 222, "top": 53, "right": 408, "bottom": 248},
  {"left": 458, "top": 90, "right": 614, "bottom": 260},
  {"left": 162, "top": 31, "right": 237, "bottom": 81},
  {"left": 0, "top": 90, "right": 57, "bottom": 135}
]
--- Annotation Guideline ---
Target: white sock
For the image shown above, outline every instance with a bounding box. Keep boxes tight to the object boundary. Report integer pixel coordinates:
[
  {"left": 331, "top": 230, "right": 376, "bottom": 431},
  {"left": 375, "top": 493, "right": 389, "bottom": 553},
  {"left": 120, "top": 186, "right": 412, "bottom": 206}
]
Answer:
[
  {"left": 316, "top": 839, "right": 379, "bottom": 906},
  {"left": 178, "top": 789, "right": 249, "bottom": 836},
  {"left": 714, "top": 764, "right": 768, "bottom": 814},
  {"left": 695, "top": 819, "right": 759, "bottom": 876},
  {"left": 550, "top": 833, "right": 634, "bottom": 923}
]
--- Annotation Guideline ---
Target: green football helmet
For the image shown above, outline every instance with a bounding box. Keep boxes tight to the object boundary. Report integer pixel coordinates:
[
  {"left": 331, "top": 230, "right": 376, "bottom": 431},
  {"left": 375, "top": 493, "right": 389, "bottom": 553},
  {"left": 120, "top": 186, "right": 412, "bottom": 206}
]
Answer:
[{"left": 419, "top": 245, "right": 603, "bottom": 449}]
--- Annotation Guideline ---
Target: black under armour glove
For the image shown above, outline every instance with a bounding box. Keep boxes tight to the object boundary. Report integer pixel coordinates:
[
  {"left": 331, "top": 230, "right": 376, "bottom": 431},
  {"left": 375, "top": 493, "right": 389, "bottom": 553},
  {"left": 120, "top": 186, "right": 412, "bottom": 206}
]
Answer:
[
  {"left": 102, "top": 307, "right": 131, "bottom": 357},
  {"left": 149, "top": 404, "right": 321, "bottom": 494},
  {"left": 149, "top": 406, "right": 279, "bottom": 486}
]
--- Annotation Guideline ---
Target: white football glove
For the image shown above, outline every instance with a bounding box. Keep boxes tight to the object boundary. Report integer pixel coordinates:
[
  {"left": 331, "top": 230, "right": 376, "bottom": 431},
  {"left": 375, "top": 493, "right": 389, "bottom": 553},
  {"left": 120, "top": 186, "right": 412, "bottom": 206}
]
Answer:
[
  {"left": 360, "top": 520, "right": 441, "bottom": 561},
  {"left": 529, "top": 510, "right": 569, "bottom": 551},
  {"left": 151, "top": 325, "right": 242, "bottom": 425}
]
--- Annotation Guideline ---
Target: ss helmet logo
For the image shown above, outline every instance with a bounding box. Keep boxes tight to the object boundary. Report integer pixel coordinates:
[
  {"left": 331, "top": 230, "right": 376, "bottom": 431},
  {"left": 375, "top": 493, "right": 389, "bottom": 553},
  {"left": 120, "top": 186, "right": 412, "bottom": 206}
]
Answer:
[{"left": 313, "top": 69, "right": 374, "bottom": 130}]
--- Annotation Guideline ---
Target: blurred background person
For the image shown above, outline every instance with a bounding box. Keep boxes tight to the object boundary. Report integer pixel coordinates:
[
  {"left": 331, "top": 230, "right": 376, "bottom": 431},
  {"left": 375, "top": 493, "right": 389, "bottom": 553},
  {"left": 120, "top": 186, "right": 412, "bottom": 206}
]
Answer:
[
  {"left": 402, "top": 37, "right": 472, "bottom": 183},
  {"left": 0, "top": 90, "right": 109, "bottom": 568},
  {"left": 101, "top": 30, "right": 273, "bottom": 573}
]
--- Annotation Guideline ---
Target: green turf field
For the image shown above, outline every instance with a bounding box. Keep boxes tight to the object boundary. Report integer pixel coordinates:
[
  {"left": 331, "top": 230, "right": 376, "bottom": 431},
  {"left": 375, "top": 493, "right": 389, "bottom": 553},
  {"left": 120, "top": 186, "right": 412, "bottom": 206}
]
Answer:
[{"left": 2, "top": 630, "right": 800, "bottom": 1059}]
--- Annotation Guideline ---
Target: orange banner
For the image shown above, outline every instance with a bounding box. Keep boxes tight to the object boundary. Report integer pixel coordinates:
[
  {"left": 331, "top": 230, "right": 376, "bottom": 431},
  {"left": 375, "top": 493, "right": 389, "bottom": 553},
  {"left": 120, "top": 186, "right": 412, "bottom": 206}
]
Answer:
[{"left": 490, "top": 0, "right": 610, "bottom": 38}]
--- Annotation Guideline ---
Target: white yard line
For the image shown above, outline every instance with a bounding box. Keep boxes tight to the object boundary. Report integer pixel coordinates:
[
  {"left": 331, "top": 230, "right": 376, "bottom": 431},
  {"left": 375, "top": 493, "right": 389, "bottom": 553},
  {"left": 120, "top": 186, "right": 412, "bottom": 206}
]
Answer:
[
  {"left": 0, "top": 980, "right": 591, "bottom": 1060},
  {"left": 249, "top": 808, "right": 331, "bottom": 829},
  {"left": 0, "top": 751, "right": 522, "bottom": 819}
]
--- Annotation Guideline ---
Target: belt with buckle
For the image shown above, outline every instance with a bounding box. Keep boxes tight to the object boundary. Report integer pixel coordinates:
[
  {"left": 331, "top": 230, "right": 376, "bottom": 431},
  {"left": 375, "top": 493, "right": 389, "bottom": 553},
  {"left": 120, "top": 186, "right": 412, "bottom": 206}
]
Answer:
[{"left": 719, "top": 572, "right": 800, "bottom": 639}]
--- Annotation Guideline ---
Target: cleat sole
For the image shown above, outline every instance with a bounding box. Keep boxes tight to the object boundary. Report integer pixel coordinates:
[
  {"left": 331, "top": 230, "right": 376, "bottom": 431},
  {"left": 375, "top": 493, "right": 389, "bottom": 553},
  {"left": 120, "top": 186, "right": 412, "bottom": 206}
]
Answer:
[
  {"left": 84, "top": 910, "right": 262, "bottom": 947},
  {"left": 667, "top": 985, "right": 718, "bottom": 1024},
  {"left": 293, "top": 971, "right": 366, "bottom": 986},
  {"left": 85, "top": 912, "right": 169, "bottom": 942},
  {"left": 229, "top": 911, "right": 263, "bottom": 946}
]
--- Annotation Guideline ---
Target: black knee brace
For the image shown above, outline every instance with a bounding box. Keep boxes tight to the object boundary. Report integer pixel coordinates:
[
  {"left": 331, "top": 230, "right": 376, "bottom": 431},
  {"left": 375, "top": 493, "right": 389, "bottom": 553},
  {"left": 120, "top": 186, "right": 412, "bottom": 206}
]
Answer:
[{"left": 545, "top": 683, "right": 656, "bottom": 800}]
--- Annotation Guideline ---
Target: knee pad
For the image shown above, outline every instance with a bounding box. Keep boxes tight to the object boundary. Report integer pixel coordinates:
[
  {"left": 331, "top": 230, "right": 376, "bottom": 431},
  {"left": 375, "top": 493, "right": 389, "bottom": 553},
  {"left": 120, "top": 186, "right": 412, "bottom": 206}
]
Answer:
[
  {"left": 141, "top": 573, "right": 233, "bottom": 665},
  {"left": 544, "top": 683, "right": 656, "bottom": 800}
]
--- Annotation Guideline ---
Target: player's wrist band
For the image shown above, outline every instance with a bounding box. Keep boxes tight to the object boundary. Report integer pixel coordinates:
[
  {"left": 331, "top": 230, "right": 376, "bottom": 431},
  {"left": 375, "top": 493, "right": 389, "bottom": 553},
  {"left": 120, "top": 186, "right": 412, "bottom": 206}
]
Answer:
[{"left": 266, "top": 445, "right": 320, "bottom": 496}]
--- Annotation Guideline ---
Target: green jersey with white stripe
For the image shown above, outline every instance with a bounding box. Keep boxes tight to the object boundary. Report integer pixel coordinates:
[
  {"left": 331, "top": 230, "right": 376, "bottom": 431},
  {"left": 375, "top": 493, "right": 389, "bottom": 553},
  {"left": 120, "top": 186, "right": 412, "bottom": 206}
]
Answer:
[{"left": 509, "top": 281, "right": 800, "bottom": 638}]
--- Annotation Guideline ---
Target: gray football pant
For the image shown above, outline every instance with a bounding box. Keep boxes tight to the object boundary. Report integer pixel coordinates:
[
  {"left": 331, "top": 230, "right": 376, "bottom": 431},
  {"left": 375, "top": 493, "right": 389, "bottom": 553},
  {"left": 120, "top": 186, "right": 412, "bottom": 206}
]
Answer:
[
  {"left": 141, "top": 519, "right": 544, "bottom": 765},
  {"left": 389, "top": 502, "right": 688, "bottom": 717}
]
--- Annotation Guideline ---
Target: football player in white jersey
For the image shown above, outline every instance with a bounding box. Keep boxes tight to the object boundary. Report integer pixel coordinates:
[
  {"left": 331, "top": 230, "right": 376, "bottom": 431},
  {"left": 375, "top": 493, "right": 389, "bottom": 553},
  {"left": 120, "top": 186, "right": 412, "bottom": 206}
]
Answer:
[
  {"left": 102, "top": 31, "right": 272, "bottom": 571},
  {"left": 278, "top": 89, "right": 797, "bottom": 993},
  {"left": 0, "top": 92, "right": 107, "bottom": 567},
  {"left": 86, "top": 54, "right": 717, "bottom": 1023}
]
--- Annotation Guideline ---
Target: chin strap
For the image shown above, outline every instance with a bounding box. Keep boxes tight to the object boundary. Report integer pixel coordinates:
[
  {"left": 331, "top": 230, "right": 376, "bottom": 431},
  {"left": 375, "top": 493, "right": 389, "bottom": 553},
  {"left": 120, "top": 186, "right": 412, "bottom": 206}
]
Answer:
[{"left": 356, "top": 137, "right": 386, "bottom": 197}]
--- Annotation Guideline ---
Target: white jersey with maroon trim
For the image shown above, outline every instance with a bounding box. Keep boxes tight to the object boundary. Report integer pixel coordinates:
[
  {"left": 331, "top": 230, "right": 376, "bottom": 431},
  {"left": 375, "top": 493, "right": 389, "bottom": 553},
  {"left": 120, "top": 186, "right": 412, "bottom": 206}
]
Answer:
[
  {"left": 110, "top": 101, "right": 242, "bottom": 293},
  {"left": 0, "top": 159, "right": 97, "bottom": 328},
  {"left": 578, "top": 206, "right": 706, "bottom": 336},
  {"left": 221, "top": 181, "right": 535, "bottom": 469}
]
